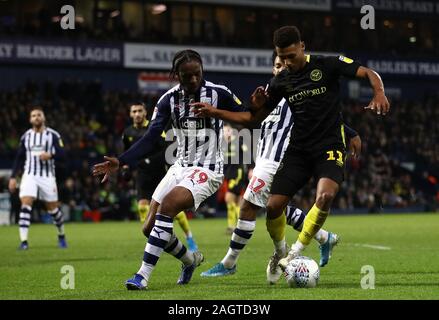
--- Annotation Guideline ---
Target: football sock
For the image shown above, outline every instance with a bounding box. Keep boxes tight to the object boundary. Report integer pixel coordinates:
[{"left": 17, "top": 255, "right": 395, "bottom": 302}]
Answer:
[
  {"left": 298, "top": 204, "right": 330, "bottom": 247},
  {"left": 164, "top": 232, "right": 194, "bottom": 266},
  {"left": 266, "top": 212, "right": 287, "bottom": 255},
  {"left": 175, "top": 211, "right": 191, "bottom": 236},
  {"left": 19, "top": 205, "right": 32, "bottom": 242},
  {"left": 137, "top": 213, "right": 173, "bottom": 281},
  {"left": 226, "top": 202, "right": 237, "bottom": 229},
  {"left": 221, "top": 219, "right": 256, "bottom": 269},
  {"left": 48, "top": 207, "right": 65, "bottom": 236},
  {"left": 138, "top": 203, "right": 149, "bottom": 223},
  {"left": 285, "top": 205, "right": 328, "bottom": 245}
]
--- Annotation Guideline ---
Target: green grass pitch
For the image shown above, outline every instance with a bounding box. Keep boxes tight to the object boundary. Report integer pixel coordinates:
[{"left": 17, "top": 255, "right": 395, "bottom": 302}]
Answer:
[{"left": 1, "top": 213, "right": 438, "bottom": 300}]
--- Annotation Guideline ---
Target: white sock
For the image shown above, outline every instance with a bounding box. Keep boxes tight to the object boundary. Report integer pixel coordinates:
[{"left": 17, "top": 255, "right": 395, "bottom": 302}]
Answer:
[
  {"left": 221, "top": 219, "right": 256, "bottom": 269},
  {"left": 314, "top": 229, "right": 329, "bottom": 245},
  {"left": 49, "top": 208, "right": 65, "bottom": 236},
  {"left": 291, "top": 240, "right": 306, "bottom": 255},
  {"left": 164, "top": 233, "right": 194, "bottom": 266},
  {"left": 18, "top": 205, "right": 32, "bottom": 242}
]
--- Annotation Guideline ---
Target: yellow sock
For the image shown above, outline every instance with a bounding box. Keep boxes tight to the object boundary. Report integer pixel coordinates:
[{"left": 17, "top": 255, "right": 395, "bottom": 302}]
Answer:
[
  {"left": 298, "top": 204, "right": 329, "bottom": 246},
  {"left": 175, "top": 211, "right": 191, "bottom": 235},
  {"left": 227, "top": 202, "right": 237, "bottom": 228},
  {"left": 138, "top": 203, "right": 149, "bottom": 223},
  {"left": 266, "top": 212, "right": 286, "bottom": 242}
]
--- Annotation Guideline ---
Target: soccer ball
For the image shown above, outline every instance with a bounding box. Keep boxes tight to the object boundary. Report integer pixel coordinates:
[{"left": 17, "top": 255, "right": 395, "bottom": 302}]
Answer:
[{"left": 284, "top": 256, "right": 320, "bottom": 288}]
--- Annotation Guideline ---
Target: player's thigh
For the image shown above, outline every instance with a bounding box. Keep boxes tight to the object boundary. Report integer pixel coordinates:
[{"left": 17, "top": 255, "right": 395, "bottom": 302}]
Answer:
[
  {"left": 243, "top": 160, "right": 277, "bottom": 208},
  {"left": 160, "top": 186, "right": 196, "bottom": 216},
  {"left": 37, "top": 176, "right": 58, "bottom": 202},
  {"left": 177, "top": 167, "right": 223, "bottom": 210},
  {"left": 313, "top": 145, "right": 346, "bottom": 188},
  {"left": 19, "top": 175, "right": 38, "bottom": 201},
  {"left": 270, "top": 150, "right": 312, "bottom": 198},
  {"left": 151, "top": 165, "right": 179, "bottom": 204}
]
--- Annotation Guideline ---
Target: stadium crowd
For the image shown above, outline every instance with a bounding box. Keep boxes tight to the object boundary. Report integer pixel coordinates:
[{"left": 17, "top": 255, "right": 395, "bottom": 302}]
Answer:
[
  {"left": 1, "top": 80, "right": 438, "bottom": 222},
  {"left": 0, "top": 3, "right": 438, "bottom": 59}
]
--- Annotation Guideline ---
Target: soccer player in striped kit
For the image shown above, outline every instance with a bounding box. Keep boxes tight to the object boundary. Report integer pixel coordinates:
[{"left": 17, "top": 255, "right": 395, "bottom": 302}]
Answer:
[
  {"left": 121, "top": 102, "right": 199, "bottom": 252},
  {"left": 8, "top": 107, "right": 67, "bottom": 250},
  {"left": 93, "top": 50, "right": 261, "bottom": 290},
  {"left": 192, "top": 51, "right": 361, "bottom": 283}
]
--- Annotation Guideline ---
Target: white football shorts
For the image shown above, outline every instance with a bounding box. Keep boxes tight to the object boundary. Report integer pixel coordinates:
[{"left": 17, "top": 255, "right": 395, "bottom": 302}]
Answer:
[
  {"left": 19, "top": 174, "right": 58, "bottom": 202},
  {"left": 152, "top": 163, "right": 223, "bottom": 210},
  {"left": 243, "top": 158, "right": 280, "bottom": 208}
]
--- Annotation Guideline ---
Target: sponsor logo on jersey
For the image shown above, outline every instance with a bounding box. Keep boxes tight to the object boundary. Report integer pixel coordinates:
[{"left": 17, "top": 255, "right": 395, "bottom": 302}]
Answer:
[{"left": 180, "top": 117, "right": 205, "bottom": 130}]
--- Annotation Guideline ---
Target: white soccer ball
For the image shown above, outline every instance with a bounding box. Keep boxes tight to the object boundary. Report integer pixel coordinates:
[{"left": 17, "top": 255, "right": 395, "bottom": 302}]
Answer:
[{"left": 284, "top": 256, "right": 320, "bottom": 288}]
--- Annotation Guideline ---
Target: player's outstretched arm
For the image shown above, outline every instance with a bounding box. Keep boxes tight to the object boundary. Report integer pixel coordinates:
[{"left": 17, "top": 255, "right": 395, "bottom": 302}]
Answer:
[
  {"left": 356, "top": 66, "right": 390, "bottom": 115},
  {"left": 191, "top": 87, "right": 272, "bottom": 126},
  {"left": 93, "top": 98, "right": 171, "bottom": 183}
]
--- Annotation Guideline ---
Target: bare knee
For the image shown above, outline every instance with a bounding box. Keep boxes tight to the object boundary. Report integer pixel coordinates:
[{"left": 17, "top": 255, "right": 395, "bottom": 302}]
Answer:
[
  {"left": 316, "top": 191, "right": 336, "bottom": 209},
  {"left": 240, "top": 200, "right": 259, "bottom": 221}
]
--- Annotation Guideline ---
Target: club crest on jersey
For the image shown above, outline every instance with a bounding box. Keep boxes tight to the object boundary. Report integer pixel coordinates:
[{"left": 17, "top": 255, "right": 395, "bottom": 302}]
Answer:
[{"left": 310, "top": 69, "right": 322, "bottom": 82}]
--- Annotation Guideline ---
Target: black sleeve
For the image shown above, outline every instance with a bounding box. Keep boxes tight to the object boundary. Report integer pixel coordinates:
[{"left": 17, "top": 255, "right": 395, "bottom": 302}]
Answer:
[
  {"left": 216, "top": 86, "right": 246, "bottom": 111},
  {"left": 118, "top": 95, "right": 171, "bottom": 167},
  {"left": 344, "top": 125, "right": 358, "bottom": 140},
  {"left": 147, "top": 135, "right": 167, "bottom": 164},
  {"left": 326, "top": 55, "right": 361, "bottom": 78},
  {"left": 11, "top": 138, "right": 26, "bottom": 178},
  {"left": 122, "top": 130, "right": 131, "bottom": 151},
  {"left": 265, "top": 77, "right": 284, "bottom": 111},
  {"left": 51, "top": 134, "right": 66, "bottom": 161}
]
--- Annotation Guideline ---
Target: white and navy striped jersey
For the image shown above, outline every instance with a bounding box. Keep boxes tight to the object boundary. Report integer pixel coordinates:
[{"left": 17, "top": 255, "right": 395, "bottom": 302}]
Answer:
[
  {"left": 118, "top": 80, "right": 245, "bottom": 175},
  {"left": 256, "top": 98, "right": 294, "bottom": 163},
  {"left": 11, "top": 127, "right": 64, "bottom": 178}
]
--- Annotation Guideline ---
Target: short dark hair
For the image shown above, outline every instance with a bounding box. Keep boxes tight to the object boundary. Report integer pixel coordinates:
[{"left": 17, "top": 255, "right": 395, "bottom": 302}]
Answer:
[
  {"left": 29, "top": 105, "right": 44, "bottom": 114},
  {"left": 130, "top": 102, "right": 146, "bottom": 110},
  {"left": 170, "top": 49, "right": 203, "bottom": 78},
  {"left": 273, "top": 26, "right": 301, "bottom": 48}
]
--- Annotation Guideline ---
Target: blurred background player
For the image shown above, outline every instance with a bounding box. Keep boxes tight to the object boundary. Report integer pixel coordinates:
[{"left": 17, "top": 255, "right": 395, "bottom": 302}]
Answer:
[
  {"left": 121, "top": 102, "right": 198, "bottom": 251},
  {"left": 8, "top": 107, "right": 67, "bottom": 250},
  {"left": 196, "top": 52, "right": 360, "bottom": 281},
  {"left": 223, "top": 122, "right": 248, "bottom": 234}
]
